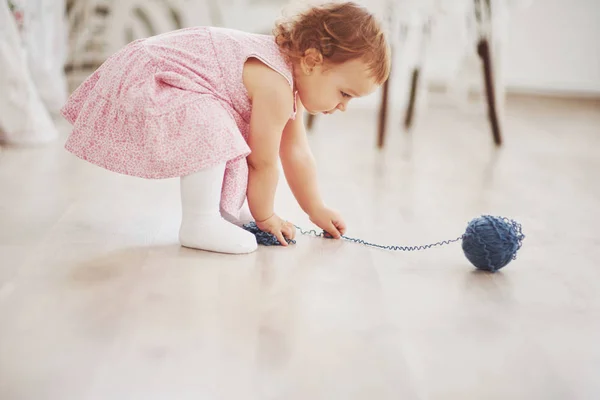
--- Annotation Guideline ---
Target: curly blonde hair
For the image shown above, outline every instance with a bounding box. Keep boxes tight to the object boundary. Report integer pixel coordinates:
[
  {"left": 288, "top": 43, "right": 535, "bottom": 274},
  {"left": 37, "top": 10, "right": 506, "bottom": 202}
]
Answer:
[{"left": 274, "top": 2, "right": 390, "bottom": 84}]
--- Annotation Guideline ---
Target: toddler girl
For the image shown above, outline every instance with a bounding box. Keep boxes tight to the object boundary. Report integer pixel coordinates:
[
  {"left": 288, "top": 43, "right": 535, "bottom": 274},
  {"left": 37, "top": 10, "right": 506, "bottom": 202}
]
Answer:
[{"left": 61, "top": 1, "right": 390, "bottom": 254}]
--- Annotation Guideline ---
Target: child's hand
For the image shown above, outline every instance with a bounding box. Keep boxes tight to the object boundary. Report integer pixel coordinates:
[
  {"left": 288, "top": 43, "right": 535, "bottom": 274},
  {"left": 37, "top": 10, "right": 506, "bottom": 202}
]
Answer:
[
  {"left": 309, "top": 206, "right": 346, "bottom": 239},
  {"left": 256, "top": 214, "right": 296, "bottom": 246}
]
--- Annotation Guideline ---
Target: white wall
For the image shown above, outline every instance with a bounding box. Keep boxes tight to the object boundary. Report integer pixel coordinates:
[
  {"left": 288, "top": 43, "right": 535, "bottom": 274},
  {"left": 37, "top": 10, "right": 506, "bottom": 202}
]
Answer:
[{"left": 503, "top": 0, "right": 600, "bottom": 96}]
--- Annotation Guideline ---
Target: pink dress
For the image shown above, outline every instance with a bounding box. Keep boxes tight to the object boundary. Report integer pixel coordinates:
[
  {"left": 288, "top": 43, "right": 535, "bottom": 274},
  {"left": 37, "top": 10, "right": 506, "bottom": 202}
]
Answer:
[{"left": 61, "top": 27, "right": 297, "bottom": 219}]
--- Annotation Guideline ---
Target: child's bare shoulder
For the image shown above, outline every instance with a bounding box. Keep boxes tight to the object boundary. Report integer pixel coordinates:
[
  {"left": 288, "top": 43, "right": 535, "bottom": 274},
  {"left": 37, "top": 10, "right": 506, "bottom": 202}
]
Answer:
[{"left": 243, "top": 58, "right": 293, "bottom": 111}]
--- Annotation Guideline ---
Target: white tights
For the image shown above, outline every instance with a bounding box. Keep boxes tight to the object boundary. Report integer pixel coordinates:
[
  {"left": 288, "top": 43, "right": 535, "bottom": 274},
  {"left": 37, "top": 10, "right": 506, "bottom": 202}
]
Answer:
[{"left": 179, "top": 163, "right": 257, "bottom": 254}]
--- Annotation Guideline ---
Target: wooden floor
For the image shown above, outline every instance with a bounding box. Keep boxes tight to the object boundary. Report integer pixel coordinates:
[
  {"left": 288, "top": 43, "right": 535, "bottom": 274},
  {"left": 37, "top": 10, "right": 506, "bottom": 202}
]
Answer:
[{"left": 1, "top": 95, "right": 599, "bottom": 399}]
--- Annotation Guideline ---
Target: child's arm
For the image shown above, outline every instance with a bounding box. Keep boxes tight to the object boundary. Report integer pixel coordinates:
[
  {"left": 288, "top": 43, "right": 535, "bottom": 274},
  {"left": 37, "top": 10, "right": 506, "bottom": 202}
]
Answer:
[
  {"left": 279, "top": 102, "right": 324, "bottom": 215},
  {"left": 279, "top": 102, "right": 346, "bottom": 238},
  {"left": 244, "top": 60, "right": 296, "bottom": 244}
]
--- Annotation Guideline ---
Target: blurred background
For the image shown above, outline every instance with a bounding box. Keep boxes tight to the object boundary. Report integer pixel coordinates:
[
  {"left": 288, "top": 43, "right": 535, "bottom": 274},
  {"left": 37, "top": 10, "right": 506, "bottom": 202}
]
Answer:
[
  {"left": 1, "top": 0, "right": 599, "bottom": 145},
  {"left": 2, "top": 2, "right": 600, "bottom": 399}
]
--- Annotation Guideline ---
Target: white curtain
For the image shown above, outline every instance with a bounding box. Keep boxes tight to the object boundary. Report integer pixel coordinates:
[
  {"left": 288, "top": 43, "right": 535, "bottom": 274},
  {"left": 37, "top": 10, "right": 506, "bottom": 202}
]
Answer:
[
  {"left": 21, "top": 0, "right": 69, "bottom": 116},
  {"left": 0, "top": 0, "right": 65, "bottom": 145}
]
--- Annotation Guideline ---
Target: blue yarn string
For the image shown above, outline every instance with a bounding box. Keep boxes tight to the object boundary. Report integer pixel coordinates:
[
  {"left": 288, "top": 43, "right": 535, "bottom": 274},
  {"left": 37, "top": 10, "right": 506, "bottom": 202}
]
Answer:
[
  {"left": 293, "top": 225, "right": 464, "bottom": 251},
  {"left": 242, "top": 221, "right": 463, "bottom": 250}
]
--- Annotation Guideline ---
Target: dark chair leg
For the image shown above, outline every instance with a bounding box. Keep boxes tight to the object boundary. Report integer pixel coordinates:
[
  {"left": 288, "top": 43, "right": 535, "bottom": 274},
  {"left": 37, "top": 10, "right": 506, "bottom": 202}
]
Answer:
[
  {"left": 404, "top": 68, "right": 420, "bottom": 130},
  {"left": 477, "top": 39, "right": 502, "bottom": 146},
  {"left": 306, "top": 114, "right": 315, "bottom": 131},
  {"left": 377, "top": 75, "right": 390, "bottom": 148}
]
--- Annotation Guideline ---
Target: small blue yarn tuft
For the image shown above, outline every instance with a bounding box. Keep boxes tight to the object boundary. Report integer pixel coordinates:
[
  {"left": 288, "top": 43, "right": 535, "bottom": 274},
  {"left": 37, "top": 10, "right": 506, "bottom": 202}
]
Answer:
[
  {"left": 243, "top": 215, "right": 525, "bottom": 272},
  {"left": 461, "top": 215, "right": 525, "bottom": 272},
  {"left": 243, "top": 222, "right": 296, "bottom": 246}
]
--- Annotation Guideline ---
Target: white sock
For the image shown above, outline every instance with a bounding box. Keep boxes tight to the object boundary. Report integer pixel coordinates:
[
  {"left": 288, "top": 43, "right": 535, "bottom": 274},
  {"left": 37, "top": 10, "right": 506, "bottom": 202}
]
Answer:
[{"left": 179, "top": 163, "right": 257, "bottom": 254}]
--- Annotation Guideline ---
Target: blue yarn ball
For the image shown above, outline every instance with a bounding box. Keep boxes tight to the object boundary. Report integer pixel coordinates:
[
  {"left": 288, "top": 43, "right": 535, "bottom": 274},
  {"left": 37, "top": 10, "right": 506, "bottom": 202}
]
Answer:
[{"left": 461, "top": 215, "right": 525, "bottom": 272}]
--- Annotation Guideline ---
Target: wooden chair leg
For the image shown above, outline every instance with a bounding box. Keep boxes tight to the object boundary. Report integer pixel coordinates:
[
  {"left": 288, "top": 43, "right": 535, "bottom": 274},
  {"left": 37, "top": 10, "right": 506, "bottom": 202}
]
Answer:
[
  {"left": 404, "top": 68, "right": 420, "bottom": 130},
  {"left": 306, "top": 114, "right": 315, "bottom": 131},
  {"left": 477, "top": 38, "right": 502, "bottom": 146},
  {"left": 377, "top": 75, "right": 390, "bottom": 148}
]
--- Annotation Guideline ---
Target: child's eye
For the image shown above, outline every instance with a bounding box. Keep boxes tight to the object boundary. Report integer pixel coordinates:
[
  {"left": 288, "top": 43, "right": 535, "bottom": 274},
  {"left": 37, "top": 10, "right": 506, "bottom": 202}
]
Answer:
[{"left": 341, "top": 91, "right": 352, "bottom": 98}]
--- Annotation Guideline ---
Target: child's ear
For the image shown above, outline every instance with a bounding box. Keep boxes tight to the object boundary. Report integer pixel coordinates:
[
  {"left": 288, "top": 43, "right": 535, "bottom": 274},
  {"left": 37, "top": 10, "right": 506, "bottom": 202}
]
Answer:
[{"left": 302, "top": 48, "right": 323, "bottom": 74}]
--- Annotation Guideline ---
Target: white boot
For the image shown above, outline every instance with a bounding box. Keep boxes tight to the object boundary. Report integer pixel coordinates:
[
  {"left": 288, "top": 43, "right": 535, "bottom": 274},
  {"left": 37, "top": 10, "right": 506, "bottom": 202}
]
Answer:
[{"left": 179, "top": 163, "right": 257, "bottom": 254}]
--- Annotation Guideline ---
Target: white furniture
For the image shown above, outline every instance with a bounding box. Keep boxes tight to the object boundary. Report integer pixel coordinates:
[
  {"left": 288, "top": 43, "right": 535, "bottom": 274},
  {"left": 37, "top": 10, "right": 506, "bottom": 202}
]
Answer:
[
  {"left": 308, "top": 0, "right": 531, "bottom": 148},
  {"left": 210, "top": 0, "right": 285, "bottom": 34},
  {"left": 65, "top": 0, "right": 215, "bottom": 90},
  {"left": 386, "top": 0, "right": 532, "bottom": 147}
]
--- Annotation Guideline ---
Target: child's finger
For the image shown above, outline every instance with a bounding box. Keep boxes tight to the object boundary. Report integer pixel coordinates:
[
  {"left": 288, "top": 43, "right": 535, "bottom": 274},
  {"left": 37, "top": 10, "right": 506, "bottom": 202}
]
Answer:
[
  {"left": 326, "top": 221, "right": 341, "bottom": 239},
  {"left": 334, "top": 220, "right": 347, "bottom": 235},
  {"left": 275, "top": 230, "right": 288, "bottom": 246},
  {"left": 283, "top": 223, "right": 296, "bottom": 240}
]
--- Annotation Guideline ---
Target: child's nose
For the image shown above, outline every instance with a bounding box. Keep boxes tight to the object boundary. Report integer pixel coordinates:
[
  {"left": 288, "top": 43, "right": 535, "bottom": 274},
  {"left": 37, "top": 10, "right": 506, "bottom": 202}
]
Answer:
[{"left": 337, "top": 103, "right": 346, "bottom": 112}]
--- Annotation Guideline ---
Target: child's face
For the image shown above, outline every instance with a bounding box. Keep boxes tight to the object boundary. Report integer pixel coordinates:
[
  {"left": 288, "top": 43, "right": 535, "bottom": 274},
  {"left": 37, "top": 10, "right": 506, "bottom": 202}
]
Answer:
[{"left": 295, "top": 56, "right": 378, "bottom": 115}]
